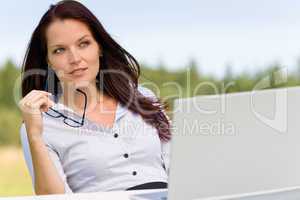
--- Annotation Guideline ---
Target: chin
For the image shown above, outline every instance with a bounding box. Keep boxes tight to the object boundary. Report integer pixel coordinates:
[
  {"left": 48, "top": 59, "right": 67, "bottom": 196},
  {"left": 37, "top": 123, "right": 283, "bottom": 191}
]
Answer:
[{"left": 73, "top": 79, "right": 93, "bottom": 89}]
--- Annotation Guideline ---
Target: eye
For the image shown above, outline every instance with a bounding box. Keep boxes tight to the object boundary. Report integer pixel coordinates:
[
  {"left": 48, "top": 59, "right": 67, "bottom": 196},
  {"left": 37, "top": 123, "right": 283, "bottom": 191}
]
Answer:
[
  {"left": 53, "top": 48, "right": 65, "bottom": 54},
  {"left": 79, "top": 41, "right": 90, "bottom": 48}
]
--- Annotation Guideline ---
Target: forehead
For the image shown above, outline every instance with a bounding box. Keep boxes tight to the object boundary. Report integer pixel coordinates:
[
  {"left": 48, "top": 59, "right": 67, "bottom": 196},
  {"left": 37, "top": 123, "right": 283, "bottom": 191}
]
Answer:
[{"left": 46, "top": 19, "right": 92, "bottom": 46}]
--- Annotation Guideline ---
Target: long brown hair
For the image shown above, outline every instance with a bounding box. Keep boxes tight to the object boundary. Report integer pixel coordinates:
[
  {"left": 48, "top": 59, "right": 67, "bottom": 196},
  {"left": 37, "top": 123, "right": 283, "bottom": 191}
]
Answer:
[{"left": 21, "top": 0, "right": 171, "bottom": 141}]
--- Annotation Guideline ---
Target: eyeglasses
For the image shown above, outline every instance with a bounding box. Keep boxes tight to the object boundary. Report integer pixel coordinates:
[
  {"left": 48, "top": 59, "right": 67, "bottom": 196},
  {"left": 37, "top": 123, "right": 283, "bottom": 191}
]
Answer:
[{"left": 45, "top": 88, "right": 87, "bottom": 128}]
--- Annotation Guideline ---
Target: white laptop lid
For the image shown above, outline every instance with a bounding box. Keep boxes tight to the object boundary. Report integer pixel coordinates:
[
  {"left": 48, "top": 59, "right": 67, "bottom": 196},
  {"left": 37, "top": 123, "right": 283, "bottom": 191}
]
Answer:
[{"left": 168, "top": 86, "right": 300, "bottom": 200}]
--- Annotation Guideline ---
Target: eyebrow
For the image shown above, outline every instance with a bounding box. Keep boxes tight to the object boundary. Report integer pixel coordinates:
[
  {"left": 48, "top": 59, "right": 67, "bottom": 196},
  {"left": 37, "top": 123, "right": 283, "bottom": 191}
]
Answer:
[{"left": 49, "top": 35, "right": 90, "bottom": 48}]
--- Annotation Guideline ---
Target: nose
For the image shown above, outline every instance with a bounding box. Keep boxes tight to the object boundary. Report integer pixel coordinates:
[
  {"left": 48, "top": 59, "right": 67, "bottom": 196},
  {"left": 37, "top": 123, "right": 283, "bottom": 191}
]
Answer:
[{"left": 68, "top": 47, "right": 81, "bottom": 65}]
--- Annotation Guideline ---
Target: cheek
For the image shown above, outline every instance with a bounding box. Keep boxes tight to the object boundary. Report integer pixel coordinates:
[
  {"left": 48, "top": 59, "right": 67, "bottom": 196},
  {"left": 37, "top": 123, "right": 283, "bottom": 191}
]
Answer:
[
  {"left": 86, "top": 51, "right": 100, "bottom": 71},
  {"left": 86, "top": 48, "right": 100, "bottom": 63},
  {"left": 89, "top": 61, "right": 100, "bottom": 76},
  {"left": 91, "top": 54, "right": 100, "bottom": 65},
  {"left": 48, "top": 56, "right": 69, "bottom": 71}
]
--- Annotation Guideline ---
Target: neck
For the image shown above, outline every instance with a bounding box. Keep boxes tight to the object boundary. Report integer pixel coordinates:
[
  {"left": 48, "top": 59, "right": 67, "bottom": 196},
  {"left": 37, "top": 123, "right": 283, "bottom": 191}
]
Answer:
[{"left": 58, "top": 81, "right": 108, "bottom": 113}]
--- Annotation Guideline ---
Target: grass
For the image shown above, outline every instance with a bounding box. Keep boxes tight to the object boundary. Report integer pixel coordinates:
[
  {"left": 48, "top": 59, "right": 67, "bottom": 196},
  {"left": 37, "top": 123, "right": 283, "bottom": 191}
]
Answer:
[{"left": 0, "top": 146, "right": 34, "bottom": 197}]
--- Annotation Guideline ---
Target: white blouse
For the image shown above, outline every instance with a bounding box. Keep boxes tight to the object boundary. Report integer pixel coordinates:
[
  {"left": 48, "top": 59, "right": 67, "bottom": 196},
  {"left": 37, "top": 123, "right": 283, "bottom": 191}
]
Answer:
[{"left": 19, "top": 86, "right": 171, "bottom": 193}]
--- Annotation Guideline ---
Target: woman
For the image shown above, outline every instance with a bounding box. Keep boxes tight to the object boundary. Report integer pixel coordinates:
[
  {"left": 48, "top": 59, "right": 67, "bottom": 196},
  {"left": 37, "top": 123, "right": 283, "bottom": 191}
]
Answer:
[{"left": 18, "top": 0, "right": 171, "bottom": 195}]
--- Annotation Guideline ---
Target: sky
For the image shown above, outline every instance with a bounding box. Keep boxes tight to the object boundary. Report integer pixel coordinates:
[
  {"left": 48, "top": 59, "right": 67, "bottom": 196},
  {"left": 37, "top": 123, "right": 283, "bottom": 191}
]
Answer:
[{"left": 1, "top": 0, "right": 300, "bottom": 77}]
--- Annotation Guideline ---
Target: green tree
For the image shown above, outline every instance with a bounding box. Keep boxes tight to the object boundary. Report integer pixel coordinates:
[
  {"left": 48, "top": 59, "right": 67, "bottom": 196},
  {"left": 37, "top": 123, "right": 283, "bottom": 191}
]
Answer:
[{"left": 0, "top": 59, "right": 20, "bottom": 108}]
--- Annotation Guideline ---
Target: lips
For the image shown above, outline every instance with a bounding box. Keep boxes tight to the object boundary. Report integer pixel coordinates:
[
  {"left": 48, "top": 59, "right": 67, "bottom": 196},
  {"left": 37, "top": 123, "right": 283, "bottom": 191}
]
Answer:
[{"left": 69, "top": 67, "right": 88, "bottom": 75}]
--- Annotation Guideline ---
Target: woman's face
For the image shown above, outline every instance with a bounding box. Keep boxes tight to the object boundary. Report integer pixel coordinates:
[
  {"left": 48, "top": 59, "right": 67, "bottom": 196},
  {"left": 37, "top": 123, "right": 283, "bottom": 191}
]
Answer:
[{"left": 46, "top": 18, "right": 101, "bottom": 88}]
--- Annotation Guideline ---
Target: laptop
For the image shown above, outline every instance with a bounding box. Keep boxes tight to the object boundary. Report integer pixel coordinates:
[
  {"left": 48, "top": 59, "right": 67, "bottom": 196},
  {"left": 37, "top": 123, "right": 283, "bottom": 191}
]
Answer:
[
  {"left": 167, "top": 86, "right": 300, "bottom": 200},
  {"left": 131, "top": 86, "right": 300, "bottom": 200}
]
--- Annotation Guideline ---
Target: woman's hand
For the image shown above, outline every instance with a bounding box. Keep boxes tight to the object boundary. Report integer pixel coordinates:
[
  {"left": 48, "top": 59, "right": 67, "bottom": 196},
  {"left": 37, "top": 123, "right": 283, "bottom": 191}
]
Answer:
[{"left": 19, "top": 90, "right": 54, "bottom": 138}]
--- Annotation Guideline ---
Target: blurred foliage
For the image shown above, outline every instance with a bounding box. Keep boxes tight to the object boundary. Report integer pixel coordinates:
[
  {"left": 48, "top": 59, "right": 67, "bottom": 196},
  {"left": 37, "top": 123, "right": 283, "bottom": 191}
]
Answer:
[
  {"left": 140, "top": 60, "right": 299, "bottom": 115},
  {"left": 0, "top": 59, "right": 22, "bottom": 146},
  {"left": 0, "top": 58, "right": 300, "bottom": 146}
]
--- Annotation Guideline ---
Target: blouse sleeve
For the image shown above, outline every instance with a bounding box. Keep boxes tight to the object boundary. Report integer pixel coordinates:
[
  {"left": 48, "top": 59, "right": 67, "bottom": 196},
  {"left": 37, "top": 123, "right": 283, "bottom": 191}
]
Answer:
[
  {"left": 138, "top": 85, "right": 172, "bottom": 174},
  {"left": 19, "top": 124, "right": 73, "bottom": 194}
]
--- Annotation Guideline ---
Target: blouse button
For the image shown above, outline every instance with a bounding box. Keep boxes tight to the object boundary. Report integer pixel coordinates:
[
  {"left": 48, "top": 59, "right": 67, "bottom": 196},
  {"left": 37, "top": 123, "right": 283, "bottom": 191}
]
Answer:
[
  {"left": 132, "top": 171, "right": 137, "bottom": 176},
  {"left": 114, "top": 133, "right": 119, "bottom": 138},
  {"left": 123, "top": 153, "right": 129, "bottom": 158}
]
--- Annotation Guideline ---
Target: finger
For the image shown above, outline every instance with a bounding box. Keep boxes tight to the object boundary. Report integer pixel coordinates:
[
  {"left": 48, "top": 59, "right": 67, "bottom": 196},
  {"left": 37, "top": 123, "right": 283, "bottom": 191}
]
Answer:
[
  {"left": 28, "top": 92, "right": 51, "bottom": 104},
  {"left": 30, "top": 96, "right": 54, "bottom": 111},
  {"left": 23, "top": 92, "right": 53, "bottom": 107},
  {"left": 24, "top": 95, "right": 55, "bottom": 112},
  {"left": 34, "top": 95, "right": 55, "bottom": 108},
  {"left": 22, "top": 90, "right": 52, "bottom": 104},
  {"left": 40, "top": 100, "right": 55, "bottom": 112}
]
